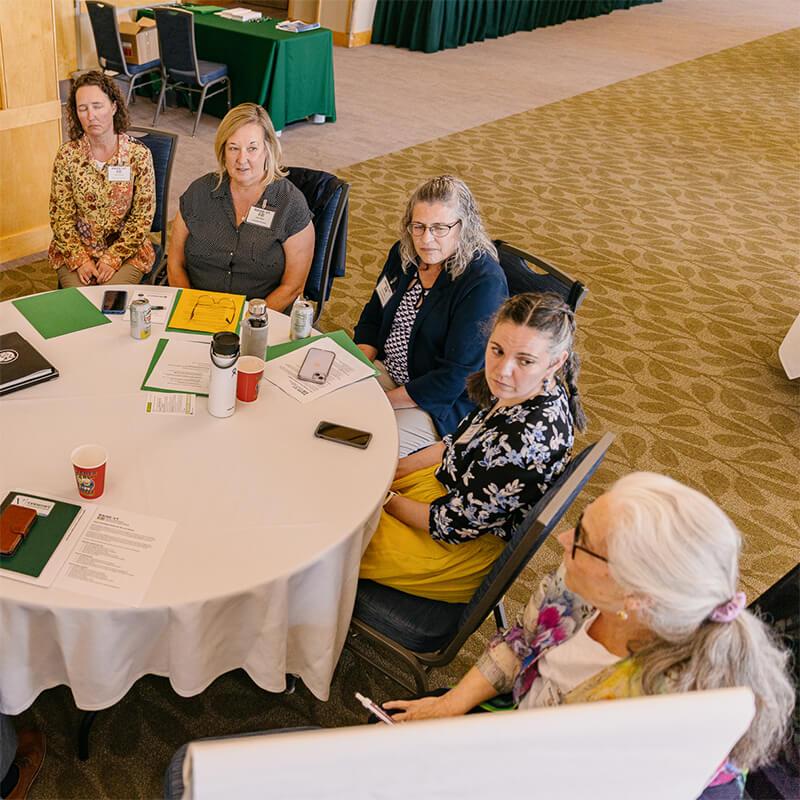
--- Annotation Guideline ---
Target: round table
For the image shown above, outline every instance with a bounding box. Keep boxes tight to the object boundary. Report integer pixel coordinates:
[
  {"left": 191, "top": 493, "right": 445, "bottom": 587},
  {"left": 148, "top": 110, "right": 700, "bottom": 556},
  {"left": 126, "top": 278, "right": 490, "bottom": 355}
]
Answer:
[{"left": 0, "top": 286, "right": 398, "bottom": 713}]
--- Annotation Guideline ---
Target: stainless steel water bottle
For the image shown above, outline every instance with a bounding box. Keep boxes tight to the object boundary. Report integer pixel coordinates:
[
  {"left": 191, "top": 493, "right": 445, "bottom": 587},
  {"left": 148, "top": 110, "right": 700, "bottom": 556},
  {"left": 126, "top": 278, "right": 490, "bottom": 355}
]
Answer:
[{"left": 207, "top": 331, "right": 240, "bottom": 418}]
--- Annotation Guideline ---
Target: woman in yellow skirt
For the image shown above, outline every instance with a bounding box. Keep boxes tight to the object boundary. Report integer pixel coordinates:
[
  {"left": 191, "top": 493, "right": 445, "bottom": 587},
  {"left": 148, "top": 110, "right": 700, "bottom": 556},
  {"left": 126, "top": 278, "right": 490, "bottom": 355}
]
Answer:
[{"left": 360, "top": 293, "right": 587, "bottom": 603}]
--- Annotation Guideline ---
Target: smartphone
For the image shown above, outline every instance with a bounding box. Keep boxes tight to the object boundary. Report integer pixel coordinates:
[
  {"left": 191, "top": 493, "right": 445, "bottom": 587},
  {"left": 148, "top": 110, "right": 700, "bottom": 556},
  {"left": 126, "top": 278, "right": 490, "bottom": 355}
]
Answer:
[
  {"left": 314, "top": 421, "right": 372, "bottom": 449},
  {"left": 101, "top": 290, "right": 128, "bottom": 315},
  {"left": 298, "top": 347, "right": 336, "bottom": 384}
]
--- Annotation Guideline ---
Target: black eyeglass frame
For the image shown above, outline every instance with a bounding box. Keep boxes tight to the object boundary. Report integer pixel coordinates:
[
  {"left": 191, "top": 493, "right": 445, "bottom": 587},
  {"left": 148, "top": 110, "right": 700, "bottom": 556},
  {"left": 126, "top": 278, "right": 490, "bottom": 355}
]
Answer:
[
  {"left": 406, "top": 220, "right": 462, "bottom": 238},
  {"left": 572, "top": 511, "right": 609, "bottom": 563}
]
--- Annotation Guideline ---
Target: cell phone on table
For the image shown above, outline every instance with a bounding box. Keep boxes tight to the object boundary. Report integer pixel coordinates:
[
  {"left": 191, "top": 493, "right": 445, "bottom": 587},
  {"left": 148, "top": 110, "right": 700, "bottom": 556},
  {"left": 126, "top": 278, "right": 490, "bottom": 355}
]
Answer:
[
  {"left": 314, "top": 421, "right": 372, "bottom": 449},
  {"left": 298, "top": 347, "right": 335, "bottom": 384},
  {"left": 101, "top": 290, "right": 128, "bottom": 314}
]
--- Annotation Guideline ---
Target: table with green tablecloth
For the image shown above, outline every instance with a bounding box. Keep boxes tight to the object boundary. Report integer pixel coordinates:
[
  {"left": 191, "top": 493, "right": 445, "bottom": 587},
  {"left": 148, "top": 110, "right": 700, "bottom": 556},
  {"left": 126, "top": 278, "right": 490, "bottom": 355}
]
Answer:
[
  {"left": 139, "top": 8, "right": 336, "bottom": 131},
  {"left": 372, "top": 0, "right": 662, "bottom": 53}
]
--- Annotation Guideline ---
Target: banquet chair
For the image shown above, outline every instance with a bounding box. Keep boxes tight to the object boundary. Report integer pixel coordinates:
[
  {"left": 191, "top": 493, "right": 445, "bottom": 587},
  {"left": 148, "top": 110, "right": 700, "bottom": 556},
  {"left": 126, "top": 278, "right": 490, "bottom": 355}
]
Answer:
[
  {"left": 86, "top": 1, "right": 162, "bottom": 105},
  {"left": 347, "top": 432, "right": 615, "bottom": 693},
  {"left": 152, "top": 7, "right": 231, "bottom": 137},
  {"left": 494, "top": 240, "right": 588, "bottom": 311},
  {"left": 126, "top": 128, "right": 177, "bottom": 284},
  {"left": 286, "top": 167, "right": 350, "bottom": 323}
]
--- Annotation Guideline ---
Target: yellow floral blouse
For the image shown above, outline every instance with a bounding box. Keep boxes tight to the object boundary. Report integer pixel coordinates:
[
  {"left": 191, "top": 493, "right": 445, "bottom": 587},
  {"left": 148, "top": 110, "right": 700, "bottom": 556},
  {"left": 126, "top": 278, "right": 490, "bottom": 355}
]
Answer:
[{"left": 48, "top": 133, "right": 156, "bottom": 274}]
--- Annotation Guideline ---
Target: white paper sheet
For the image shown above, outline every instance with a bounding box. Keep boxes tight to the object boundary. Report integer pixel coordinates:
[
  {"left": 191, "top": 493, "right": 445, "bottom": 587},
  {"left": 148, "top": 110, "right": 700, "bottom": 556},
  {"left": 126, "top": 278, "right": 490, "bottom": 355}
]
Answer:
[
  {"left": 52, "top": 507, "right": 176, "bottom": 606},
  {"left": 123, "top": 289, "right": 174, "bottom": 325},
  {"left": 263, "top": 339, "right": 376, "bottom": 403},
  {"left": 144, "top": 392, "right": 196, "bottom": 415},
  {"left": 145, "top": 339, "right": 211, "bottom": 395}
]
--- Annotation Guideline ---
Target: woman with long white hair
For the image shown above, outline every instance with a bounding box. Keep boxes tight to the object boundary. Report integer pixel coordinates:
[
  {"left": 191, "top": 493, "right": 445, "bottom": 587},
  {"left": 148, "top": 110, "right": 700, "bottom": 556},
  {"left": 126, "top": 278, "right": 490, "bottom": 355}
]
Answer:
[{"left": 384, "top": 472, "right": 795, "bottom": 799}]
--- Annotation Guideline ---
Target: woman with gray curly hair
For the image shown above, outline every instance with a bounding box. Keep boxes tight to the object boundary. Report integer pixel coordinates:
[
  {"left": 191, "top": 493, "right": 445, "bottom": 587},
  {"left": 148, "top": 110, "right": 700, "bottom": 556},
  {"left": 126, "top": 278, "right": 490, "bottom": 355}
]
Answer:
[
  {"left": 354, "top": 175, "right": 508, "bottom": 457},
  {"left": 383, "top": 472, "right": 795, "bottom": 799}
]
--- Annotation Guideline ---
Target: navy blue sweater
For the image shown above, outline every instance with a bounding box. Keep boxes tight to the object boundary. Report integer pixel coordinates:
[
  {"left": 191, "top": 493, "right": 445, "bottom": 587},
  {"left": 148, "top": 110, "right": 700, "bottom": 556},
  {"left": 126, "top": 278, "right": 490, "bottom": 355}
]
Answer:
[{"left": 354, "top": 243, "right": 508, "bottom": 436}]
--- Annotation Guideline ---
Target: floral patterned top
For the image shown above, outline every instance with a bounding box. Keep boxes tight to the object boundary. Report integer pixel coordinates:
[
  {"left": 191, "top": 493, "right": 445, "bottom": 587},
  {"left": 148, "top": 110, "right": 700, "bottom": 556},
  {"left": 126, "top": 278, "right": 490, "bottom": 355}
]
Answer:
[
  {"left": 48, "top": 133, "right": 156, "bottom": 274},
  {"left": 428, "top": 383, "right": 574, "bottom": 544}
]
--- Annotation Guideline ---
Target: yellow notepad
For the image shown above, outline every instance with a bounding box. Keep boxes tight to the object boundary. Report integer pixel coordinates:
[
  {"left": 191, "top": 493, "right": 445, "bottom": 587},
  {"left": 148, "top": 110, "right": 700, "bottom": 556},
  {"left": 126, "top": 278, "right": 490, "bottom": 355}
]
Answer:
[{"left": 166, "top": 288, "right": 246, "bottom": 335}]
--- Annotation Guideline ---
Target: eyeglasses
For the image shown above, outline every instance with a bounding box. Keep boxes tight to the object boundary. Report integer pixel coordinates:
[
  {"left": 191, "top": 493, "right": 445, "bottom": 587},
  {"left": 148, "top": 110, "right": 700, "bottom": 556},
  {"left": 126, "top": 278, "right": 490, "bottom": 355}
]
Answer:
[
  {"left": 407, "top": 221, "right": 462, "bottom": 238},
  {"left": 190, "top": 295, "right": 236, "bottom": 326},
  {"left": 572, "top": 512, "right": 608, "bottom": 563}
]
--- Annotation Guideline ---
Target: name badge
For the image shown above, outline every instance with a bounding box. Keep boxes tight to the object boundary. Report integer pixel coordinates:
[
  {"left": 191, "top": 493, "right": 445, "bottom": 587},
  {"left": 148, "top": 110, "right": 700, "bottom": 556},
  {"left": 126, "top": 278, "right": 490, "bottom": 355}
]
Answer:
[
  {"left": 376, "top": 276, "right": 393, "bottom": 307},
  {"left": 246, "top": 206, "right": 276, "bottom": 228},
  {"left": 107, "top": 165, "right": 131, "bottom": 182}
]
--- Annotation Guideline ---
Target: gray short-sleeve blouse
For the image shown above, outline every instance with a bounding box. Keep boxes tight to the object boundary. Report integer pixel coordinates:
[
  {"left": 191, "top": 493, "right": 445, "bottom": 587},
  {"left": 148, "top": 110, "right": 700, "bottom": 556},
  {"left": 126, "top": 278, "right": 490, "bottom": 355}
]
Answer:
[{"left": 180, "top": 173, "right": 312, "bottom": 299}]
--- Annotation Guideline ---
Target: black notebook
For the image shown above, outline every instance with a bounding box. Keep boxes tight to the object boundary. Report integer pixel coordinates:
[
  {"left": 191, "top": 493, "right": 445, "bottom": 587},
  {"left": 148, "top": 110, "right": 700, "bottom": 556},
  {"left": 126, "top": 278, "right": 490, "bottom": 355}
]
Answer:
[{"left": 0, "top": 332, "right": 59, "bottom": 395}]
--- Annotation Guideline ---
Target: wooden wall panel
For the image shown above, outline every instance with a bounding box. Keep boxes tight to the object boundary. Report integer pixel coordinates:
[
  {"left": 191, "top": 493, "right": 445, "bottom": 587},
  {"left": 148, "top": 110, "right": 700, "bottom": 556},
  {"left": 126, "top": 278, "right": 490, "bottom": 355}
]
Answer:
[{"left": 0, "top": 0, "right": 60, "bottom": 262}]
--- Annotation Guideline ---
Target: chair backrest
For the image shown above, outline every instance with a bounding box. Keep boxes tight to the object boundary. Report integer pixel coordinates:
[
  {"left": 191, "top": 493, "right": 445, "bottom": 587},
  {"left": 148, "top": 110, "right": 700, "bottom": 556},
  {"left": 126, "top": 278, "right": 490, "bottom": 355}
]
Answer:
[
  {"left": 127, "top": 127, "right": 177, "bottom": 246},
  {"left": 286, "top": 166, "right": 350, "bottom": 319},
  {"left": 86, "top": 1, "right": 129, "bottom": 76},
  {"left": 494, "top": 239, "right": 588, "bottom": 311},
  {"left": 443, "top": 432, "right": 614, "bottom": 657},
  {"left": 154, "top": 7, "right": 201, "bottom": 85}
]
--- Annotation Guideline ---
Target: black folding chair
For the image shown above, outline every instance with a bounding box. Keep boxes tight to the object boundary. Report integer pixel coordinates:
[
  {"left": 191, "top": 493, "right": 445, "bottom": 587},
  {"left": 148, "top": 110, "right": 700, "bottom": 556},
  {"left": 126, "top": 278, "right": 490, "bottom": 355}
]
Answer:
[
  {"left": 152, "top": 7, "right": 231, "bottom": 137},
  {"left": 126, "top": 128, "right": 177, "bottom": 283},
  {"left": 347, "top": 432, "right": 615, "bottom": 693},
  {"left": 85, "top": 1, "right": 161, "bottom": 105},
  {"left": 494, "top": 240, "right": 588, "bottom": 311},
  {"left": 286, "top": 167, "right": 350, "bottom": 323}
]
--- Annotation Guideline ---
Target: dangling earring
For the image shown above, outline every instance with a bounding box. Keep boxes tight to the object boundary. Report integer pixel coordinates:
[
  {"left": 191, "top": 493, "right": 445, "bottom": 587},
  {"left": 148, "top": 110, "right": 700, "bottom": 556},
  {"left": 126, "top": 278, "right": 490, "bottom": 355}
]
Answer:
[
  {"left": 616, "top": 609, "right": 629, "bottom": 621},
  {"left": 543, "top": 377, "right": 553, "bottom": 392}
]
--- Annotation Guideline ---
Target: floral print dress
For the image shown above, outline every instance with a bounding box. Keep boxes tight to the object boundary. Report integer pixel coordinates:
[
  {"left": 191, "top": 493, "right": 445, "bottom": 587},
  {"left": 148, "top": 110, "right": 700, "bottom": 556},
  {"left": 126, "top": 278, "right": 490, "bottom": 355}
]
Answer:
[{"left": 48, "top": 133, "right": 156, "bottom": 274}]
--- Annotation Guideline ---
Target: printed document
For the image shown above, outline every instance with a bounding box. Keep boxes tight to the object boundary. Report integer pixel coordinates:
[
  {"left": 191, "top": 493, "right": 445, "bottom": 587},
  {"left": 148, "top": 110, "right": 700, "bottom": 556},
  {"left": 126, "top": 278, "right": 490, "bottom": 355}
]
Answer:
[
  {"left": 123, "top": 289, "right": 174, "bottom": 325},
  {"left": 263, "top": 338, "right": 375, "bottom": 403},
  {"left": 144, "top": 339, "right": 210, "bottom": 395},
  {"left": 53, "top": 507, "right": 176, "bottom": 606}
]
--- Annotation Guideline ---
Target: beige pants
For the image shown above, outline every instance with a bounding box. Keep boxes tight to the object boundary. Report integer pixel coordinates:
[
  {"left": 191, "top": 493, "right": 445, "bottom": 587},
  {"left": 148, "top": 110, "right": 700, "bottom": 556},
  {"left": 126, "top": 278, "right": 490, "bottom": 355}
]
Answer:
[
  {"left": 57, "top": 263, "right": 145, "bottom": 288},
  {"left": 375, "top": 360, "right": 440, "bottom": 457}
]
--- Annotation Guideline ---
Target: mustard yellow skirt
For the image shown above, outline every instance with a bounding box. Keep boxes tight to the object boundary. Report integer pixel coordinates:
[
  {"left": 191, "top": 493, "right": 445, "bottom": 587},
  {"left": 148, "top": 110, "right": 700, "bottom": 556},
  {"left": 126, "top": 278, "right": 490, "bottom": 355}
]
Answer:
[{"left": 359, "top": 465, "right": 506, "bottom": 603}]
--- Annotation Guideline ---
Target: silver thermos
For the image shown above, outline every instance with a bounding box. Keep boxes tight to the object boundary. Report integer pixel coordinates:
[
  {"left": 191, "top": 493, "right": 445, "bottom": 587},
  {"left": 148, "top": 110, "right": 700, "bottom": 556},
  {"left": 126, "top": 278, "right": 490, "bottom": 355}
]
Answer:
[
  {"left": 240, "top": 298, "right": 269, "bottom": 359},
  {"left": 207, "top": 331, "right": 240, "bottom": 418}
]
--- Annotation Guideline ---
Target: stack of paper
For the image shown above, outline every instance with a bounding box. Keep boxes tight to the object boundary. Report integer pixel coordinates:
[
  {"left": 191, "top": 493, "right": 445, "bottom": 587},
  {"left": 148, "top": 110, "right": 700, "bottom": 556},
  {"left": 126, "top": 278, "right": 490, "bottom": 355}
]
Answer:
[
  {"left": 276, "top": 19, "right": 320, "bottom": 32},
  {"left": 216, "top": 7, "right": 262, "bottom": 22}
]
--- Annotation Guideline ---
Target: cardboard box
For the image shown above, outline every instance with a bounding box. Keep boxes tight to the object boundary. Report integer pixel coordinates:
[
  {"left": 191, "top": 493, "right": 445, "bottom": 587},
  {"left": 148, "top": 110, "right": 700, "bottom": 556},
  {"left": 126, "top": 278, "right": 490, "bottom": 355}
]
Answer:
[{"left": 118, "top": 17, "right": 159, "bottom": 66}]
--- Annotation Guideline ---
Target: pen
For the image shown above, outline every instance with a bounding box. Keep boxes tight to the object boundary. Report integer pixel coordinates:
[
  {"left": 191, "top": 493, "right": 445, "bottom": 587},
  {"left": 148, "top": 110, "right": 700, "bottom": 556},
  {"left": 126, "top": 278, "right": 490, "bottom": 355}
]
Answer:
[
  {"left": 150, "top": 306, "right": 165, "bottom": 311},
  {"left": 355, "top": 692, "right": 395, "bottom": 725}
]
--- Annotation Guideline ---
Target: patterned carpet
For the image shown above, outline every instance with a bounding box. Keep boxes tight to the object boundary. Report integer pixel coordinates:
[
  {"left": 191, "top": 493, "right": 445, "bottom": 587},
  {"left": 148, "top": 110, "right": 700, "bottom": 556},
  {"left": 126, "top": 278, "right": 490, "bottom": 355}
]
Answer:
[{"left": 2, "top": 29, "right": 798, "bottom": 798}]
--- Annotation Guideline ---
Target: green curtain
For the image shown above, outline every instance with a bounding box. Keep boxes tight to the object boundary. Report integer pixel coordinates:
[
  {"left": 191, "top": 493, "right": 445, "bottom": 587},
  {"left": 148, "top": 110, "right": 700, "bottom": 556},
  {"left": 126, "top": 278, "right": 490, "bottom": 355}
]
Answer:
[{"left": 372, "top": 0, "right": 662, "bottom": 53}]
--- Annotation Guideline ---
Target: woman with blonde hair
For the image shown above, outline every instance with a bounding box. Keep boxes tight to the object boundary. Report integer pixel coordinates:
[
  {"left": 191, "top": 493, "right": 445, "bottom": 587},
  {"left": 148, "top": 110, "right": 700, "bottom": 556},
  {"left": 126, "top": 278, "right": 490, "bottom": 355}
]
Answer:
[
  {"left": 383, "top": 472, "right": 795, "bottom": 799},
  {"left": 354, "top": 175, "right": 508, "bottom": 456},
  {"left": 168, "top": 103, "right": 314, "bottom": 307}
]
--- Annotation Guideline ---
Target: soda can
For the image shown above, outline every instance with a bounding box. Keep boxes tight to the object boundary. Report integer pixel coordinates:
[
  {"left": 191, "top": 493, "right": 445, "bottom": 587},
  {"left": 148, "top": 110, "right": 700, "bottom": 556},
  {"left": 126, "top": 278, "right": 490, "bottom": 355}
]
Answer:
[
  {"left": 289, "top": 298, "right": 313, "bottom": 341},
  {"left": 130, "top": 299, "right": 151, "bottom": 340}
]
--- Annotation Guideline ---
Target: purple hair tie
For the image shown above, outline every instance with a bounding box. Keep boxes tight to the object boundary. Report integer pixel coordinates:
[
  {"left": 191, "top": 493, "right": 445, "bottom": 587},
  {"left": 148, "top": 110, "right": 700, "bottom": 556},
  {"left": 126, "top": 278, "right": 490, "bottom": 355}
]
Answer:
[{"left": 710, "top": 592, "right": 746, "bottom": 623}]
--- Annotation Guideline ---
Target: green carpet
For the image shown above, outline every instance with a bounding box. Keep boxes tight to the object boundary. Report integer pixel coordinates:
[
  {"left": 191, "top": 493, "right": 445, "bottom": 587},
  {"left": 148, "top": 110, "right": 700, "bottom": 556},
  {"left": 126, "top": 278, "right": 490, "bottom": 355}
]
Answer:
[{"left": 3, "top": 29, "right": 798, "bottom": 798}]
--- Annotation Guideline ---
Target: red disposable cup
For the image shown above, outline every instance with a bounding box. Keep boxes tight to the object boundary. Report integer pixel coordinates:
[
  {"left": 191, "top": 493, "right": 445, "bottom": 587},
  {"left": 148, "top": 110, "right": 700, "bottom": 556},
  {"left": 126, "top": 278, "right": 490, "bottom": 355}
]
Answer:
[
  {"left": 71, "top": 444, "right": 108, "bottom": 499},
  {"left": 237, "top": 356, "right": 265, "bottom": 403}
]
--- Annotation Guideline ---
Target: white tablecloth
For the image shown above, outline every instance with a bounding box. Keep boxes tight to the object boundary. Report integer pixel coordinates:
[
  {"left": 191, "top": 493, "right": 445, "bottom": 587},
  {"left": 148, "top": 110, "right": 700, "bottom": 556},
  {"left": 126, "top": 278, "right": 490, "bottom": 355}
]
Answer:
[{"left": 0, "top": 287, "right": 398, "bottom": 713}]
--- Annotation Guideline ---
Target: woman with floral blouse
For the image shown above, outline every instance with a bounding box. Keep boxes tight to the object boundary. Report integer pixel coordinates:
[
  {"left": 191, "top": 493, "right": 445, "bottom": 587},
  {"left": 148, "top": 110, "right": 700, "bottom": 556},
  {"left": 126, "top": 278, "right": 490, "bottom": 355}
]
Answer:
[
  {"left": 359, "top": 292, "right": 587, "bottom": 602},
  {"left": 49, "top": 71, "right": 155, "bottom": 287}
]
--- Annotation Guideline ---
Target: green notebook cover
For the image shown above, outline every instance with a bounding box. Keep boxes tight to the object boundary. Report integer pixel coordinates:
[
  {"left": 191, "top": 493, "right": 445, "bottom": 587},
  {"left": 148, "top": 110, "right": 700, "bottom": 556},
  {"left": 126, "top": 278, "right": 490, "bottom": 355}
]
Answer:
[
  {"left": 12, "top": 288, "right": 111, "bottom": 339},
  {"left": 266, "top": 330, "right": 379, "bottom": 375},
  {"left": 0, "top": 492, "right": 82, "bottom": 578},
  {"left": 140, "top": 337, "right": 210, "bottom": 396}
]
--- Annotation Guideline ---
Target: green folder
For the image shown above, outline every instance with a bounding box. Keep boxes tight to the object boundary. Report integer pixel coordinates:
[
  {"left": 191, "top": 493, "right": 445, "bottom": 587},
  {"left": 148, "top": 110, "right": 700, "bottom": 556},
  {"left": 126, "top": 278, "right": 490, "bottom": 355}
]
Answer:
[
  {"left": 267, "top": 330, "right": 379, "bottom": 375},
  {"left": 12, "top": 288, "right": 111, "bottom": 339},
  {"left": 140, "top": 338, "right": 210, "bottom": 396},
  {"left": 0, "top": 492, "right": 82, "bottom": 578}
]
